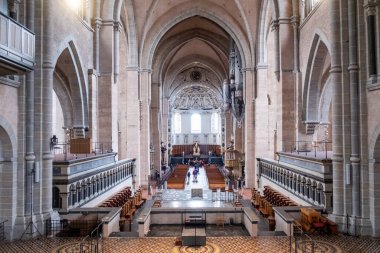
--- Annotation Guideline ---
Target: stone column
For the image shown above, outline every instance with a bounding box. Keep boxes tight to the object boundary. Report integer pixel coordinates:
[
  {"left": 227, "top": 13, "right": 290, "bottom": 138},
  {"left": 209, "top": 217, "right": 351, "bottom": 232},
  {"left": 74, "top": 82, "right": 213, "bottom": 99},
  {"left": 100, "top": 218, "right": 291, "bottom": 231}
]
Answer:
[
  {"left": 348, "top": 0, "right": 361, "bottom": 218},
  {"left": 244, "top": 68, "right": 255, "bottom": 188},
  {"left": 88, "top": 69, "right": 99, "bottom": 143},
  {"left": 93, "top": 0, "right": 101, "bottom": 72},
  {"left": 59, "top": 192, "right": 69, "bottom": 213},
  {"left": 329, "top": 0, "right": 345, "bottom": 224},
  {"left": 292, "top": 0, "right": 303, "bottom": 143},
  {"left": 33, "top": 1, "right": 54, "bottom": 234},
  {"left": 272, "top": 20, "right": 280, "bottom": 81},
  {"left": 255, "top": 64, "right": 271, "bottom": 180},
  {"left": 278, "top": 14, "right": 296, "bottom": 149},
  {"left": 24, "top": 0, "right": 35, "bottom": 217},
  {"left": 125, "top": 68, "right": 140, "bottom": 174},
  {"left": 139, "top": 69, "right": 151, "bottom": 187},
  {"left": 113, "top": 21, "right": 121, "bottom": 83},
  {"left": 161, "top": 96, "right": 170, "bottom": 164},
  {"left": 98, "top": 19, "right": 119, "bottom": 153},
  {"left": 151, "top": 83, "right": 160, "bottom": 172}
]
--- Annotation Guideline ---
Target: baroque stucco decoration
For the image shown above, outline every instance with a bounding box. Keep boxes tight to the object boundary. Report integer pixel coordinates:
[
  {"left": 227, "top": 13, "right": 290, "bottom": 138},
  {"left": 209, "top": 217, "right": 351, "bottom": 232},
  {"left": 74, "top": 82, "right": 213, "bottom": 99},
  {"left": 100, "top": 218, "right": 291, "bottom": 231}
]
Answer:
[
  {"left": 170, "top": 68, "right": 223, "bottom": 110},
  {"left": 171, "top": 85, "right": 223, "bottom": 110}
]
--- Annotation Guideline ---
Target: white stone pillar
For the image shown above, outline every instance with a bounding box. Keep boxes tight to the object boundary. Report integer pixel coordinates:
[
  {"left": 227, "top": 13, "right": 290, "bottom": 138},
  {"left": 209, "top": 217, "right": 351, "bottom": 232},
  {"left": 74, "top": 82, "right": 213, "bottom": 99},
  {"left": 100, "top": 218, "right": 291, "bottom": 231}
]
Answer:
[
  {"left": 88, "top": 69, "right": 99, "bottom": 143},
  {"left": 151, "top": 83, "right": 160, "bottom": 172},
  {"left": 255, "top": 64, "right": 273, "bottom": 183},
  {"left": 126, "top": 68, "right": 140, "bottom": 179},
  {"left": 244, "top": 68, "right": 256, "bottom": 188},
  {"left": 139, "top": 69, "right": 151, "bottom": 187},
  {"left": 161, "top": 96, "right": 169, "bottom": 165}
]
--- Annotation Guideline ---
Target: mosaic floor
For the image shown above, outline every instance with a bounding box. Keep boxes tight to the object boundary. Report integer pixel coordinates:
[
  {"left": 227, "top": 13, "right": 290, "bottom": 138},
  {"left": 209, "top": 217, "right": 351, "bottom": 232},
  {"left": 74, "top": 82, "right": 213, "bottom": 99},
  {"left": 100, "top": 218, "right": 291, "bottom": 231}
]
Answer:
[{"left": 1, "top": 235, "right": 380, "bottom": 253}]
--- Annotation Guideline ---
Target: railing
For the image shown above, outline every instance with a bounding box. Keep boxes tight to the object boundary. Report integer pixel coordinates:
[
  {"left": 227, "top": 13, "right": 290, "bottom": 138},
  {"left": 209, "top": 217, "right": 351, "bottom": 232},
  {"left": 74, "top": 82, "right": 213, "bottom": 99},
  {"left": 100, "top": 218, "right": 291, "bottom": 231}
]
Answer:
[
  {"left": 52, "top": 142, "right": 113, "bottom": 161},
  {"left": 80, "top": 222, "right": 104, "bottom": 253},
  {"left": 0, "top": 12, "right": 35, "bottom": 70},
  {"left": 45, "top": 219, "right": 100, "bottom": 238},
  {"left": 282, "top": 141, "right": 332, "bottom": 159},
  {"left": 292, "top": 220, "right": 325, "bottom": 253},
  {"left": 0, "top": 220, "right": 7, "bottom": 241}
]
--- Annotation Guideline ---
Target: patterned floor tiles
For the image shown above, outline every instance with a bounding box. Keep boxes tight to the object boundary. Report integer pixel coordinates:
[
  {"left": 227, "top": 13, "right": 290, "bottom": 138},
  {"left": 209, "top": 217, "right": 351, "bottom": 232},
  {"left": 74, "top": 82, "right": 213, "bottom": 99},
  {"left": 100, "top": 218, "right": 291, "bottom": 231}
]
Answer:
[{"left": 1, "top": 235, "right": 380, "bottom": 253}]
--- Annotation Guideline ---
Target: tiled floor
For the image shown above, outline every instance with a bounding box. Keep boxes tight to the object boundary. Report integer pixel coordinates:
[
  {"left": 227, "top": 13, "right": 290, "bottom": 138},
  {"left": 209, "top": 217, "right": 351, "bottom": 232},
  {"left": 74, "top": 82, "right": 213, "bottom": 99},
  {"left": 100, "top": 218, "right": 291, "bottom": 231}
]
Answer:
[
  {"left": 2, "top": 167, "right": 380, "bottom": 252},
  {"left": 1, "top": 234, "right": 380, "bottom": 253}
]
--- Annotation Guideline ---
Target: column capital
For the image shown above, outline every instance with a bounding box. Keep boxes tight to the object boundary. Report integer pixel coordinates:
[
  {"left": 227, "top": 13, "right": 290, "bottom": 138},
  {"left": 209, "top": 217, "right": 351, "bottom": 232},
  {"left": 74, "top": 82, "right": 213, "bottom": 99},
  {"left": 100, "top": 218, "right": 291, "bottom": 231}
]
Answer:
[
  {"left": 330, "top": 66, "right": 342, "bottom": 73},
  {"left": 139, "top": 68, "right": 152, "bottom": 73},
  {"left": 42, "top": 62, "right": 54, "bottom": 69},
  {"left": 92, "top": 17, "right": 102, "bottom": 30},
  {"left": 113, "top": 21, "right": 122, "bottom": 32},
  {"left": 243, "top": 67, "right": 255, "bottom": 72},
  {"left": 25, "top": 154, "right": 36, "bottom": 161},
  {"left": 271, "top": 20, "right": 279, "bottom": 31}
]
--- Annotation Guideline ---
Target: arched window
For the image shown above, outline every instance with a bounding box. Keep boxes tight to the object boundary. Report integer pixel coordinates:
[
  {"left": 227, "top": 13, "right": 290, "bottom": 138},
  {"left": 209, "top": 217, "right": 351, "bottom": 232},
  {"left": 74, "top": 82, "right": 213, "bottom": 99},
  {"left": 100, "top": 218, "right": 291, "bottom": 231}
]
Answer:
[
  {"left": 174, "top": 113, "right": 181, "bottom": 134},
  {"left": 191, "top": 113, "right": 201, "bottom": 133},
  {"left": 211, "top": 113, "right": 219, "bottom": 133}
]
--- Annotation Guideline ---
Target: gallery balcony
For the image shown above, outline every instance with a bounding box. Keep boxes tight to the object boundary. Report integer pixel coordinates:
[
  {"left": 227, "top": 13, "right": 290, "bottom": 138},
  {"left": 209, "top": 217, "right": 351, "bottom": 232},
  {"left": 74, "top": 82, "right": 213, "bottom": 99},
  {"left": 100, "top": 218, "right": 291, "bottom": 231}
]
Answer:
[
  {"left": 0, "top": 12, "right": 35, "bottom": 75},
  {"left": 281, "top": 140, "right": 332, "bottom": 161}
]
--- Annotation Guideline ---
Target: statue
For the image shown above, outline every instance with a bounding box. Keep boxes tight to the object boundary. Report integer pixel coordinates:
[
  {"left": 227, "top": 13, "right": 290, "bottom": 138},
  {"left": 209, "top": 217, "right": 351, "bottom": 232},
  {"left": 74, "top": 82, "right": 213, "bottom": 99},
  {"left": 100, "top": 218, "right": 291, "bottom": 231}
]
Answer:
[
  {"left": 161, "top": 141, "right": 167, "bottom": 165},
  {"left": 193, "top": 142, "right": 200, "bottom": 156}
]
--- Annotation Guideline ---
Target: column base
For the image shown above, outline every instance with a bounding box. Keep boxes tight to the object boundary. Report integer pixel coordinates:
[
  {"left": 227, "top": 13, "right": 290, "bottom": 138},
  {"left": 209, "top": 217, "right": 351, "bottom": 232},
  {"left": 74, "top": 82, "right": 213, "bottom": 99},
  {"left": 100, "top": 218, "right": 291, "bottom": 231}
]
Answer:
[
  {"left": 13, "top": 210, "right": 57, "bottom": 240},
  {"left": 329, "top": 213, "right": 372, "bottom": 236}
]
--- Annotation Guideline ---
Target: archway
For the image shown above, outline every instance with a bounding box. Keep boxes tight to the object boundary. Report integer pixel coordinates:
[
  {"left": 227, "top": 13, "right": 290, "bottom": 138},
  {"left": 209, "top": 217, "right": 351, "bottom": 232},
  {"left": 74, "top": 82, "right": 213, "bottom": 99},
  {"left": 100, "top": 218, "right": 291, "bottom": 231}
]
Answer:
[
  {"left": 0, "top": 118, "right": 17, "bottom": 240},
  {"left": 53, "top": 43, "right": 89, "bottom": 143},
  {"left": 369, "top": 129, "right": 380, "bottom": 237},
  {"left": 303, "top": 34, "right": 332, "bottom": 138}
]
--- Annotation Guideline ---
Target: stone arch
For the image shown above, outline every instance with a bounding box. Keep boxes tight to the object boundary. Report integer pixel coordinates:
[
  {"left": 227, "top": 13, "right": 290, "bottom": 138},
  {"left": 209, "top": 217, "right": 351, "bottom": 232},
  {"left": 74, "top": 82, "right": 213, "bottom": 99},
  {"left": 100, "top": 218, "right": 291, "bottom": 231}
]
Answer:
[
  {"left": 368, "top": 124, "right": 380, "bottom": 237},
  {"left": 257, "top": 0, "right": 279, "bottom": 64},
  {"left": 317, "top": 182, "right": 324, "bottom": 205},
  {"left": 52, "top": 186, "right": 60, "bottom": 209},
  {"left": 69, "top": 184, "right": 75, "bottom": 206},
  {"left": 53, "top": 41, "right": 89, "bottom": 132},
  {"left": 0, "top": 116, "right": 17, "bottom": 239},
  {"left": 140, "top": 2, "right": 252, "bottom": 70},
  {"left": 302, "top": 33, "right": 332, "bottom": 134},
  {"left": 152, "top": 28, "right": 229, "bottom": 84},
  {"left": 162, "top": 54, "right": 226, "bottom": 94}
]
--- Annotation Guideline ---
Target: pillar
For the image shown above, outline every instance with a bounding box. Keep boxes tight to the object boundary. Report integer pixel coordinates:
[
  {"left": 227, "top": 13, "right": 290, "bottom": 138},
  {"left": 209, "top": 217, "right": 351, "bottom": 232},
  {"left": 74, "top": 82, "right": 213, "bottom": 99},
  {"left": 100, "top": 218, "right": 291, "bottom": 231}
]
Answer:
[
  {"left": 125, "top": 68, "right": 140, "bottom": 177},
  {"left": 244, "top": 68, "right": 255, "bottom": 188},
  {"left": 139, "top": 69, "right": 151, "bottom": 187},
  {"left": 329, "top": 0, "right": 345, "bottom": 225},
  {"left": 151, "top": 83, "right": 161, "bottom": 172}
]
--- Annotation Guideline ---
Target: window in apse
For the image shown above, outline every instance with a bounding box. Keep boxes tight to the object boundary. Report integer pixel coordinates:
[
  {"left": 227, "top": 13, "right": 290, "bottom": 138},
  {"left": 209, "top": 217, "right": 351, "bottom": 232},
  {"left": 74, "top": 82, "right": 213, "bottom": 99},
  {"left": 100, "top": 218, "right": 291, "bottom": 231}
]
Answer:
[
  {"left": 174, "top": 113, "right": 181, "bottom": 134},
  {"left": 191, "top": 113, "right": 201, "bottom": 133}
]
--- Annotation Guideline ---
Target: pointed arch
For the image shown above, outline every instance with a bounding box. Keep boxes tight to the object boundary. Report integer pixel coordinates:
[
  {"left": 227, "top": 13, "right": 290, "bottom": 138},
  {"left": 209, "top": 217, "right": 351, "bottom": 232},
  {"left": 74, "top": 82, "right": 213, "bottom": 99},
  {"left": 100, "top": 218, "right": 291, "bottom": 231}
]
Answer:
[
  {"left": 302, "top": 33, "right": 331, "bottom": 130},
  {"left": 140, "top": 2, "right": 252, "bottom": 70},
  {"left": 257, "top": 0, "right": 279, "bottom": 64},
  {"left": 53, "top": 40, "right": 89, "bottom": 130}
]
